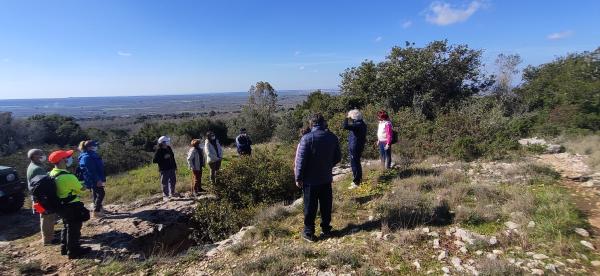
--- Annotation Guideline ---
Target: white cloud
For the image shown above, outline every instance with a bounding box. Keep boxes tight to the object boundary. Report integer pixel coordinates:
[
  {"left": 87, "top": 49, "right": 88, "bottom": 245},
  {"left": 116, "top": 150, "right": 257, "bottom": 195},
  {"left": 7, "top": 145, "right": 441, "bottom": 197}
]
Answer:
[
  {"left": 402, "top": 20, "right": 413, "bottom": 29},
  {"left": 547, "top": 30, "right": 573, "bottom": 40},
  {"left": 299, "top": 66, "right": 305, "bottom": 70},
  {"left": 294, "top": 50, "right": 301, "bottom": 56},
  {"left": 117, "top": 51, "right": 132, "bottom": 57},
  {"left": 375, "top": 36, "right": 383, "bottom": 42},
  {"left": 425, "top": 1, "right": 482, "bottom": 26}
]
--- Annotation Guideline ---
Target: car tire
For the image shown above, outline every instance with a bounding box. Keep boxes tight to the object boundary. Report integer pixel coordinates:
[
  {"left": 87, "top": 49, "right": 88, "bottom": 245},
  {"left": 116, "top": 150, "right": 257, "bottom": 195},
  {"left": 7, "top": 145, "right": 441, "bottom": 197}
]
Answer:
[{"left": 0, "top": 191, "right": 25, "bottom": 213}]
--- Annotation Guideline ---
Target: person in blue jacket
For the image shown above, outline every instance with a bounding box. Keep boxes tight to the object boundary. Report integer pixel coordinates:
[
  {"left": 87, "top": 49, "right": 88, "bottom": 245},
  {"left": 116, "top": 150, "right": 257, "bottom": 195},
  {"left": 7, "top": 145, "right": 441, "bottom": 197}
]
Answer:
[
  {"left": 343, "top": 109, "right": 367, "bottom": 190},
  {"left": 78, "top": 140, "right": 106, "bottom": 218},
  {"left": 235, "top": 128, "right": 252, "bottom": 156},
  {"left": 295, "top": 113, "right": 341, "bottom": 242}
]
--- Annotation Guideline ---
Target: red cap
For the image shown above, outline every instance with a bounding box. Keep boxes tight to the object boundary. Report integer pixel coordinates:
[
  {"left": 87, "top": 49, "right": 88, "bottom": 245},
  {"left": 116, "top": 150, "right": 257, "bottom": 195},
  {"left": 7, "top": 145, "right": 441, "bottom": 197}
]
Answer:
[{"left": 48, "top": 150, "right": 74, "bottom": 164}]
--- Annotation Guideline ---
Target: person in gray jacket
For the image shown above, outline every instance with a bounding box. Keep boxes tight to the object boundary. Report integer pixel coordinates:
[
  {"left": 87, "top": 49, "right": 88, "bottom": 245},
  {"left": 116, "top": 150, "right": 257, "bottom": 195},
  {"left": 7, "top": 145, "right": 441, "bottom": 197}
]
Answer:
[
  {"left": 187, "top": 139, "right": 206, "bottom": 195},
  {"left": 204, "top": 131, "right": 223, "bottom": 185},
  {"left": 26, "top": 148, "right": 60, "bottom": 245}
]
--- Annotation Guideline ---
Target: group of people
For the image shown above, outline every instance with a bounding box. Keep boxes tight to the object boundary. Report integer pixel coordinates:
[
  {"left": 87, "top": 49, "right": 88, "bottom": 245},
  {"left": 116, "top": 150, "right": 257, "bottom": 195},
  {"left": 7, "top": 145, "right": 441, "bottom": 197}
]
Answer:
[
  {"left": 22, "top": 108, "right": 391, "bottom": 257},
  {"left": 154, "top": 128, "right": 252, "bottom": 199},
  {"left": 295, "top": 109, "right": 394, "bottom": 242}
]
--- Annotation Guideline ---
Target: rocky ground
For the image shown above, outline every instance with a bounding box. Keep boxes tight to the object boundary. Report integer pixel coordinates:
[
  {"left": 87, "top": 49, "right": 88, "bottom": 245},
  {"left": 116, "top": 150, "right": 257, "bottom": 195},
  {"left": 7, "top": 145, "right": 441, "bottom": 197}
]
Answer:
[{"left": 1, "top": 149, "right": 600, "bottom": 275}]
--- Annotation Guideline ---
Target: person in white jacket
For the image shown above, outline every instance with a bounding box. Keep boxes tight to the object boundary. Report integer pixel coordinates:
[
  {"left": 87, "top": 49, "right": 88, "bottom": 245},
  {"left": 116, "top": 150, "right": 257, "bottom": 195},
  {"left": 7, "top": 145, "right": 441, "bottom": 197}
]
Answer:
[
  {"left": 186, "top": 139, "right": 205, "bottom": 195},
  {"left": 204, "top": 131, "right": 223, "bottom": 185}
]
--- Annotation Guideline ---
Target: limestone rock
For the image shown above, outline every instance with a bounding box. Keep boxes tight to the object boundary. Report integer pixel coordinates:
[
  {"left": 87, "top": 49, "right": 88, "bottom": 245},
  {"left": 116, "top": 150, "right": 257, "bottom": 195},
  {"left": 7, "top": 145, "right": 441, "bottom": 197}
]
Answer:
[
  {"left": 580, "top": 240, "right": 595, "bottom": 250},
  {"left": 574, "top": 228, "right": 590, "bottom": 237},
  {"left": 533, "top": 254, "right": 549, "bottom": 260}
]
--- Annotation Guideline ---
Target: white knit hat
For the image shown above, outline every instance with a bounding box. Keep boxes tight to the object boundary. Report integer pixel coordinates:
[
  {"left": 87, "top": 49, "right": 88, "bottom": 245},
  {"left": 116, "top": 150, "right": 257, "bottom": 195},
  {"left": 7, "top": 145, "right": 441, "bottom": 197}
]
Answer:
[{"left": 157, "top": 136, "right": 170, "bottom": 144}]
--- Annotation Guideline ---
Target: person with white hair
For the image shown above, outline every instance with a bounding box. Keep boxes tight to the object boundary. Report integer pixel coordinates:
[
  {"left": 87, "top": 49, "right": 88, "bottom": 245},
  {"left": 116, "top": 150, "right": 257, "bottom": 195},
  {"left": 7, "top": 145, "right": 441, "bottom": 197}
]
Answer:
[
  {"left": 26, "top": 148, "right": 60, "bottom": 245},
  {"left": 343, "top": 109, "right": 368, "bottom": 189},
  {"left": 153, "top": 136, "right": 178, "bottom": 201}
]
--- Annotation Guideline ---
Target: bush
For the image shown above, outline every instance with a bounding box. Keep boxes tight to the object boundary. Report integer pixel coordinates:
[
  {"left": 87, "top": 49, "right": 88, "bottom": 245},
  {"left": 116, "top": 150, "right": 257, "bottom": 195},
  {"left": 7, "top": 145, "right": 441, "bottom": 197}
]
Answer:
[
  {"left": 191, "top": 199, "right": 251, "bottom": 243},
  {"left": 213, "top": 149, "right": 297, "bottom": 209},
  {"left": 376, "top": 186, "right": 435, "bottom": 230}
]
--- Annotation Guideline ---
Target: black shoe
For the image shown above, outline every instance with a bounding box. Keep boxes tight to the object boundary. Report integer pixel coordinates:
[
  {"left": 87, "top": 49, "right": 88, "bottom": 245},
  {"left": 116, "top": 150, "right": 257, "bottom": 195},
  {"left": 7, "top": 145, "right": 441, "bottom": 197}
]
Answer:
[
  {"left": 68, "top": 246, "right": 91, "bottom": 259},
  {"left": 197, "top": 188, "right": 207, "bottom": 193},
  {"left": 60, "top": 245, "right": 67, "bottom": 256},
  {"left": 301, "top": 232, "right": 317, "bottom": 243}
]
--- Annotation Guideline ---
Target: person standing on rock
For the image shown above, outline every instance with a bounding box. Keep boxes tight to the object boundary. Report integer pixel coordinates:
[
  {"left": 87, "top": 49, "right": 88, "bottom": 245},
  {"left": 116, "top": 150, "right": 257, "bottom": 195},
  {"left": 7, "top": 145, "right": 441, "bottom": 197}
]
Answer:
[
  {"left": 78, "top": 140, "right": 107, "bottom": 218},
  {"left": 48, "top": 150, "right": 91, "bottom": 259},
  {"left": 235, "top": 128, "right": 252, "bottom": 156},
  {"left": 295, "top": 113, "right": 341, "bottom": 242},
  {"left": 376, "top": 110, "right": 393, "bottom": 169},
  {"left": 343, "top": 109, "right": 367, "bottom": 189},
  {"left": 153, "top": 136, "right": 178, "bottom": 201},
  {"left": 187, "top": 139, "right": 206, "bottom": 195},
  {"left": 26, "top": 148, "right": 60, "bottom": 245},
  {"left": 204, "top": 131, "right": 223, "bottom": 185}
]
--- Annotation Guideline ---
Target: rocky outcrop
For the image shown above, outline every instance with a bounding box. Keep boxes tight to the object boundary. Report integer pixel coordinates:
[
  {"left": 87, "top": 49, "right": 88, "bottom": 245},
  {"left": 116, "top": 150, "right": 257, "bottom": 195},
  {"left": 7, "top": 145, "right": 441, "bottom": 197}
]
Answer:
[{"left": 518, "top": 137, "right": 564, "bottom": 154}]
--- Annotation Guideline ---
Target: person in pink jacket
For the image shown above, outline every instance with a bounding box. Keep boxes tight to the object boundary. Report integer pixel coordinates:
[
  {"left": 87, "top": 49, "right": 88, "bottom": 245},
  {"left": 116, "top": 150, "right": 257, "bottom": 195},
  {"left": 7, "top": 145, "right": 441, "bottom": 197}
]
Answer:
[{"left": 376, "top": 110, "right": 393, "bottom": 169}]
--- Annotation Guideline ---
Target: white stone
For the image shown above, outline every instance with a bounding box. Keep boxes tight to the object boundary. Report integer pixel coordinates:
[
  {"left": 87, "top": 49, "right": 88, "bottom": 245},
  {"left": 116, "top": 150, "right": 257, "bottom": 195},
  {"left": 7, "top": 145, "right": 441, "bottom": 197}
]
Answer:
[
  {"left": 437, "top": 250, "right": 448, "bottom": 261},
  {"left": 433, "top": 239, "right": 440, "bottom": 249},
  {"left": 413, "top": 260, "right": 421, "bottom": 271},
  {"left": 581, "top": 240, "right": 595, "bottom": 250},
  {"left": 566, "top": 259, "right": 577, "bottom": 264},
  {"left": 591, "top": 260, "right": 600, "bottom": 267},
  {"left": 505, "top": 221, "right": 520, "bottom": 230},
  {"left": 460, "top": 247, "right": 468, "bottom": 254},
  {"left": 451, "top": 257, "right": 462, "bottom": 270},
  {"left": 533, "top": 254, "right": 549, "bottom": 260},
  {"left": 475, "top": 250, "right": 483, "bottom": 256},
  {"left": 544, "top": 264, "right": 557, "bottom": 273},
  {"left": 531, "top": 268, "right": 544, "bottom": 275},
  {"left": 441, "top": 267, "right": 450, "bottom": 274},
  {"left": 486, "top": 253, "right": 497, "bottom": 260},
  {"left": 489, "top": 236, "right": 498, "bottom": 245},
  {"left": 527, "top": 221, "right": 536, "bottom": 228},
  {"left": 575, "top": 228, "right": 590, "bottom": 237},
  {"left": 492, "top": 249, "right": 503, "bottom": 255},
  {"left": 422, "top": 227, "right": 430, "bottom": 233}
]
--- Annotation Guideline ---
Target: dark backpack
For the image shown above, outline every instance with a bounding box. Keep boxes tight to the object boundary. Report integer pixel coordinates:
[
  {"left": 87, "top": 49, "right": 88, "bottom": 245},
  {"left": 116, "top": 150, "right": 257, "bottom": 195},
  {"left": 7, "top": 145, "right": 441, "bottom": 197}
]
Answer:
[
  {"left": 75, "top": 166, "right": 85, "bottom": 181},
  {"left": 30, "top": 172, "right": 75, "bottom": 213},
  {"left": 391, "top": 130, "right": 399, "bottom": 144}
]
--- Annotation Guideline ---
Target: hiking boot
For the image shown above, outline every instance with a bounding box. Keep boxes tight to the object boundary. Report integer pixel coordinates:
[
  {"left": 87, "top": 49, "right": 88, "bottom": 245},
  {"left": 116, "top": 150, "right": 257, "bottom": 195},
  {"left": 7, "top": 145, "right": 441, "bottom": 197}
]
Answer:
[
  {"left": 68, "top": 246, "right": 91, "bottom": 259},
  {"left": 60, "top": 245, "right": 67, "bottom": 256},
  {"left": 172, "top": 192, "right": 181, "bottom": 198},
  {"left": 348, "top": 182, "right": 359, "bottom": 190},
  {"left": 301, "top": 232, "right": 317, "bottom": 243}
]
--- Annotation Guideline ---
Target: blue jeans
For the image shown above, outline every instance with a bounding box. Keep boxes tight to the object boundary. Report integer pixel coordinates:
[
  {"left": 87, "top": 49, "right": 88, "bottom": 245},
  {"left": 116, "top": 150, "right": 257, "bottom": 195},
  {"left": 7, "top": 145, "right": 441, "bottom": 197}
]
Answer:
[
  {"left": 378, "top": 142, "right": 392, "bottom": 169},
  {"left": 349, "top": 147, "right": 363, "bottom": 184},
  {"left": 303, "top": 183, "right": 333, "bottom": 236}
]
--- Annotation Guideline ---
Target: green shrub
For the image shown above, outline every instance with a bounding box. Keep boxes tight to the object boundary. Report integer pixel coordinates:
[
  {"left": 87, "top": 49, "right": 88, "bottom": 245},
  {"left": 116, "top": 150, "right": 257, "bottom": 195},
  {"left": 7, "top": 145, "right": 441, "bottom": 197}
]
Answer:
[
  {"left": 213, "top": 149, "right": 297, "bottom": 209},
  {"left": 376, "top": 187, "right": 435, "bottom": 230},
  {"left": 327, "top": 250, "right": 363, "bottom": 269},
  {"left": 191, "top": 199, "right": 252, "bottom": 243}
]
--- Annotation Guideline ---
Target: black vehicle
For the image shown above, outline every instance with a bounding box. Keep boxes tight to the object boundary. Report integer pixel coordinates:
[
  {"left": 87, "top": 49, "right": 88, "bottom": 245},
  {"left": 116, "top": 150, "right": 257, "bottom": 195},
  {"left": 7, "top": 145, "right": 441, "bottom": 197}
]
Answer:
[{"left": 0, "top": 165, "right": 26, "bottom": 213}]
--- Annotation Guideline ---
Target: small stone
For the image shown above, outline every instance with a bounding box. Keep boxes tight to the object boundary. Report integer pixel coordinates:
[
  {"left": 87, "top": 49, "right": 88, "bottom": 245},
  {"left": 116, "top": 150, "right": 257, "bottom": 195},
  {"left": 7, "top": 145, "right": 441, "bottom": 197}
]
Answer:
[
  {"left": 437, "top": 250, "right": 448, "bottom": 261},
  {"left": 368, "top": 215, "right": 374, "bottom": 221},
  {"left": 486, "top": 253, "right": 497, "bottom": 260},
  {"left": 591, "top": 260, "right": 600, "bottom": 267},
  {"left": 505, "top": 221, "right": 520, "bottom": 230},
  {"left": 531, "top": 268, "right": 544, "bottom": 275},
  {"left": 451, "top": 257, "right": 462, "bottom": 270},
  {"left": 575, "top": 228, "right": 590, "bottom": 237},
  {"left": 422, "top": 227, "right": 430, "bottom": 233},
  {"left": 527, "top": 221, "right": 536, "bottom": 228},
  {"left": 441, "top": 266, "right": 450, "bottom": 273},
  {"left": 413, "top": 260, "right": 421, "bottom": 271},
  {"left": 526, "top": 252, "right": 535, "bottom": 256},
  {"left": 492, "top": 249, "right": 503, "bottom": 255},
  {"left": 533, "top": 254, "right": 549, "bottom": 260},
  {"left": 433, "top": 239, "right": 440, "bottom": 249},
  {"left": 460, "top": 247, "right": 468, "bottom": 254},
  {"left": 544, "top": 264, "right": 557, "bottom": 273},
  {"left": 566, "top": 259, "right": 577, "bottom": 264},
  {"left": 489, "top": 236, "right": 498, "bottom": 245},
  {"left": 428, "top": 231, "right": 439, "bottom": 238},
  {"left": 580, "top": 240, "right": 595, "bottom": 250},
  {"left": 475, "top": 250, "right": 483, "bottom": 256}
]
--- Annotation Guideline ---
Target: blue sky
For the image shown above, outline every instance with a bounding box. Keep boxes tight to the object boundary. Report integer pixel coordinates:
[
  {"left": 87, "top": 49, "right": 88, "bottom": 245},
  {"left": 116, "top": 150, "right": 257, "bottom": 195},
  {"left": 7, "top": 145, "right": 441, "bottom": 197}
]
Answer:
[{"left": 0, "top": 0, "right": 599, "bottom": 99}]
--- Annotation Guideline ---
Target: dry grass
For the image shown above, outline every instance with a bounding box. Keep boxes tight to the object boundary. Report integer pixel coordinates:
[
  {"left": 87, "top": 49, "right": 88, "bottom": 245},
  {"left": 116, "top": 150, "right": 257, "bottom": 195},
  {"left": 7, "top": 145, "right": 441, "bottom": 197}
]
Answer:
[{"left": 564, "top": 135, "right": 600, "bottom": 170}]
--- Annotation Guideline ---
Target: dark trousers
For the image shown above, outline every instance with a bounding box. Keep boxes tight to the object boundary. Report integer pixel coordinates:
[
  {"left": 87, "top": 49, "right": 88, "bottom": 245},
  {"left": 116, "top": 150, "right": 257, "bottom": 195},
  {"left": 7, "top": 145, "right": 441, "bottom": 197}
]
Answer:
[
  {"left": 191, "top": 170, "right": 202, "bottom": 193},
  {"left": 303, "top": 183, "right": 333, "bottom": 235},
  {"left": 58, "top": 202, "right": 88, "bottom": 253},
  {"left": 209, "top": 160, "right": 221, "bottom": 184},
  {"left": 91, "top": 186, "right": 105, "bottom": 212},
  {"left": 160, "top": 169, "right": 177, "bottom": 197},
  {"left": 378, "top": 142, "right": 392, "bottom": 169},
  {"left": 349, "top": 147, "right": 364, "bottom": 184}
]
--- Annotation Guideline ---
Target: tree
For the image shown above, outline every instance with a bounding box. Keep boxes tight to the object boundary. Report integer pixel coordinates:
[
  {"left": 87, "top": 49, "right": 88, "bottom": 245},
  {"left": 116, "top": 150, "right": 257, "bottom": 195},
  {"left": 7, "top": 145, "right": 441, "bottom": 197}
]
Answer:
[
  {"left": 340, "top": 40, "right": 494, "bottom": 118},
  {"left": 230, "top": 81, "right": 279, "bottom": 143}
]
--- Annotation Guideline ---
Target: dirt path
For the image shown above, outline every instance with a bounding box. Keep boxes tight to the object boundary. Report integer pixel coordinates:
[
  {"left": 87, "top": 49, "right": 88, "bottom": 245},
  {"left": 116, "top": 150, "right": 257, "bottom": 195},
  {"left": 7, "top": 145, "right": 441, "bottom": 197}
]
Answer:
[{"left": 537, "top": 153, "right": 600, "bottom": 247}]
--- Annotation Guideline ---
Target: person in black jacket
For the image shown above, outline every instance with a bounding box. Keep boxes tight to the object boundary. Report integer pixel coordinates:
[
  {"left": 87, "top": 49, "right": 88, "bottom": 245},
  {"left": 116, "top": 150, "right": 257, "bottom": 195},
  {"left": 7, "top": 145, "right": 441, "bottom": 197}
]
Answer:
[
  {"left": 295, "top": 113, "right": 342, "bottom": 242},
  {"left": 235, "top": 128, "right": 252, "bottom": 155},
  {"left": 153, "top": 136, "right": 178, "bottom": 201},
  {"left": 343, "top": 109, "right": 367, "bottom": 189}
]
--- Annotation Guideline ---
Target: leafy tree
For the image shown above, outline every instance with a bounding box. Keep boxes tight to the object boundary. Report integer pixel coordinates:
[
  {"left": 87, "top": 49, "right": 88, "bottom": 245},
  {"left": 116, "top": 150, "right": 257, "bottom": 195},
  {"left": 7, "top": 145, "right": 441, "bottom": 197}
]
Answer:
[
  {"left": 230, "top": 81, "right": 279, "bottom": 143},
  {"left": 340, "top": 40, "right": 494, "bottom": 118},
  {"left": 26, "top": 114, "right": 88, "bottom": 146}
]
